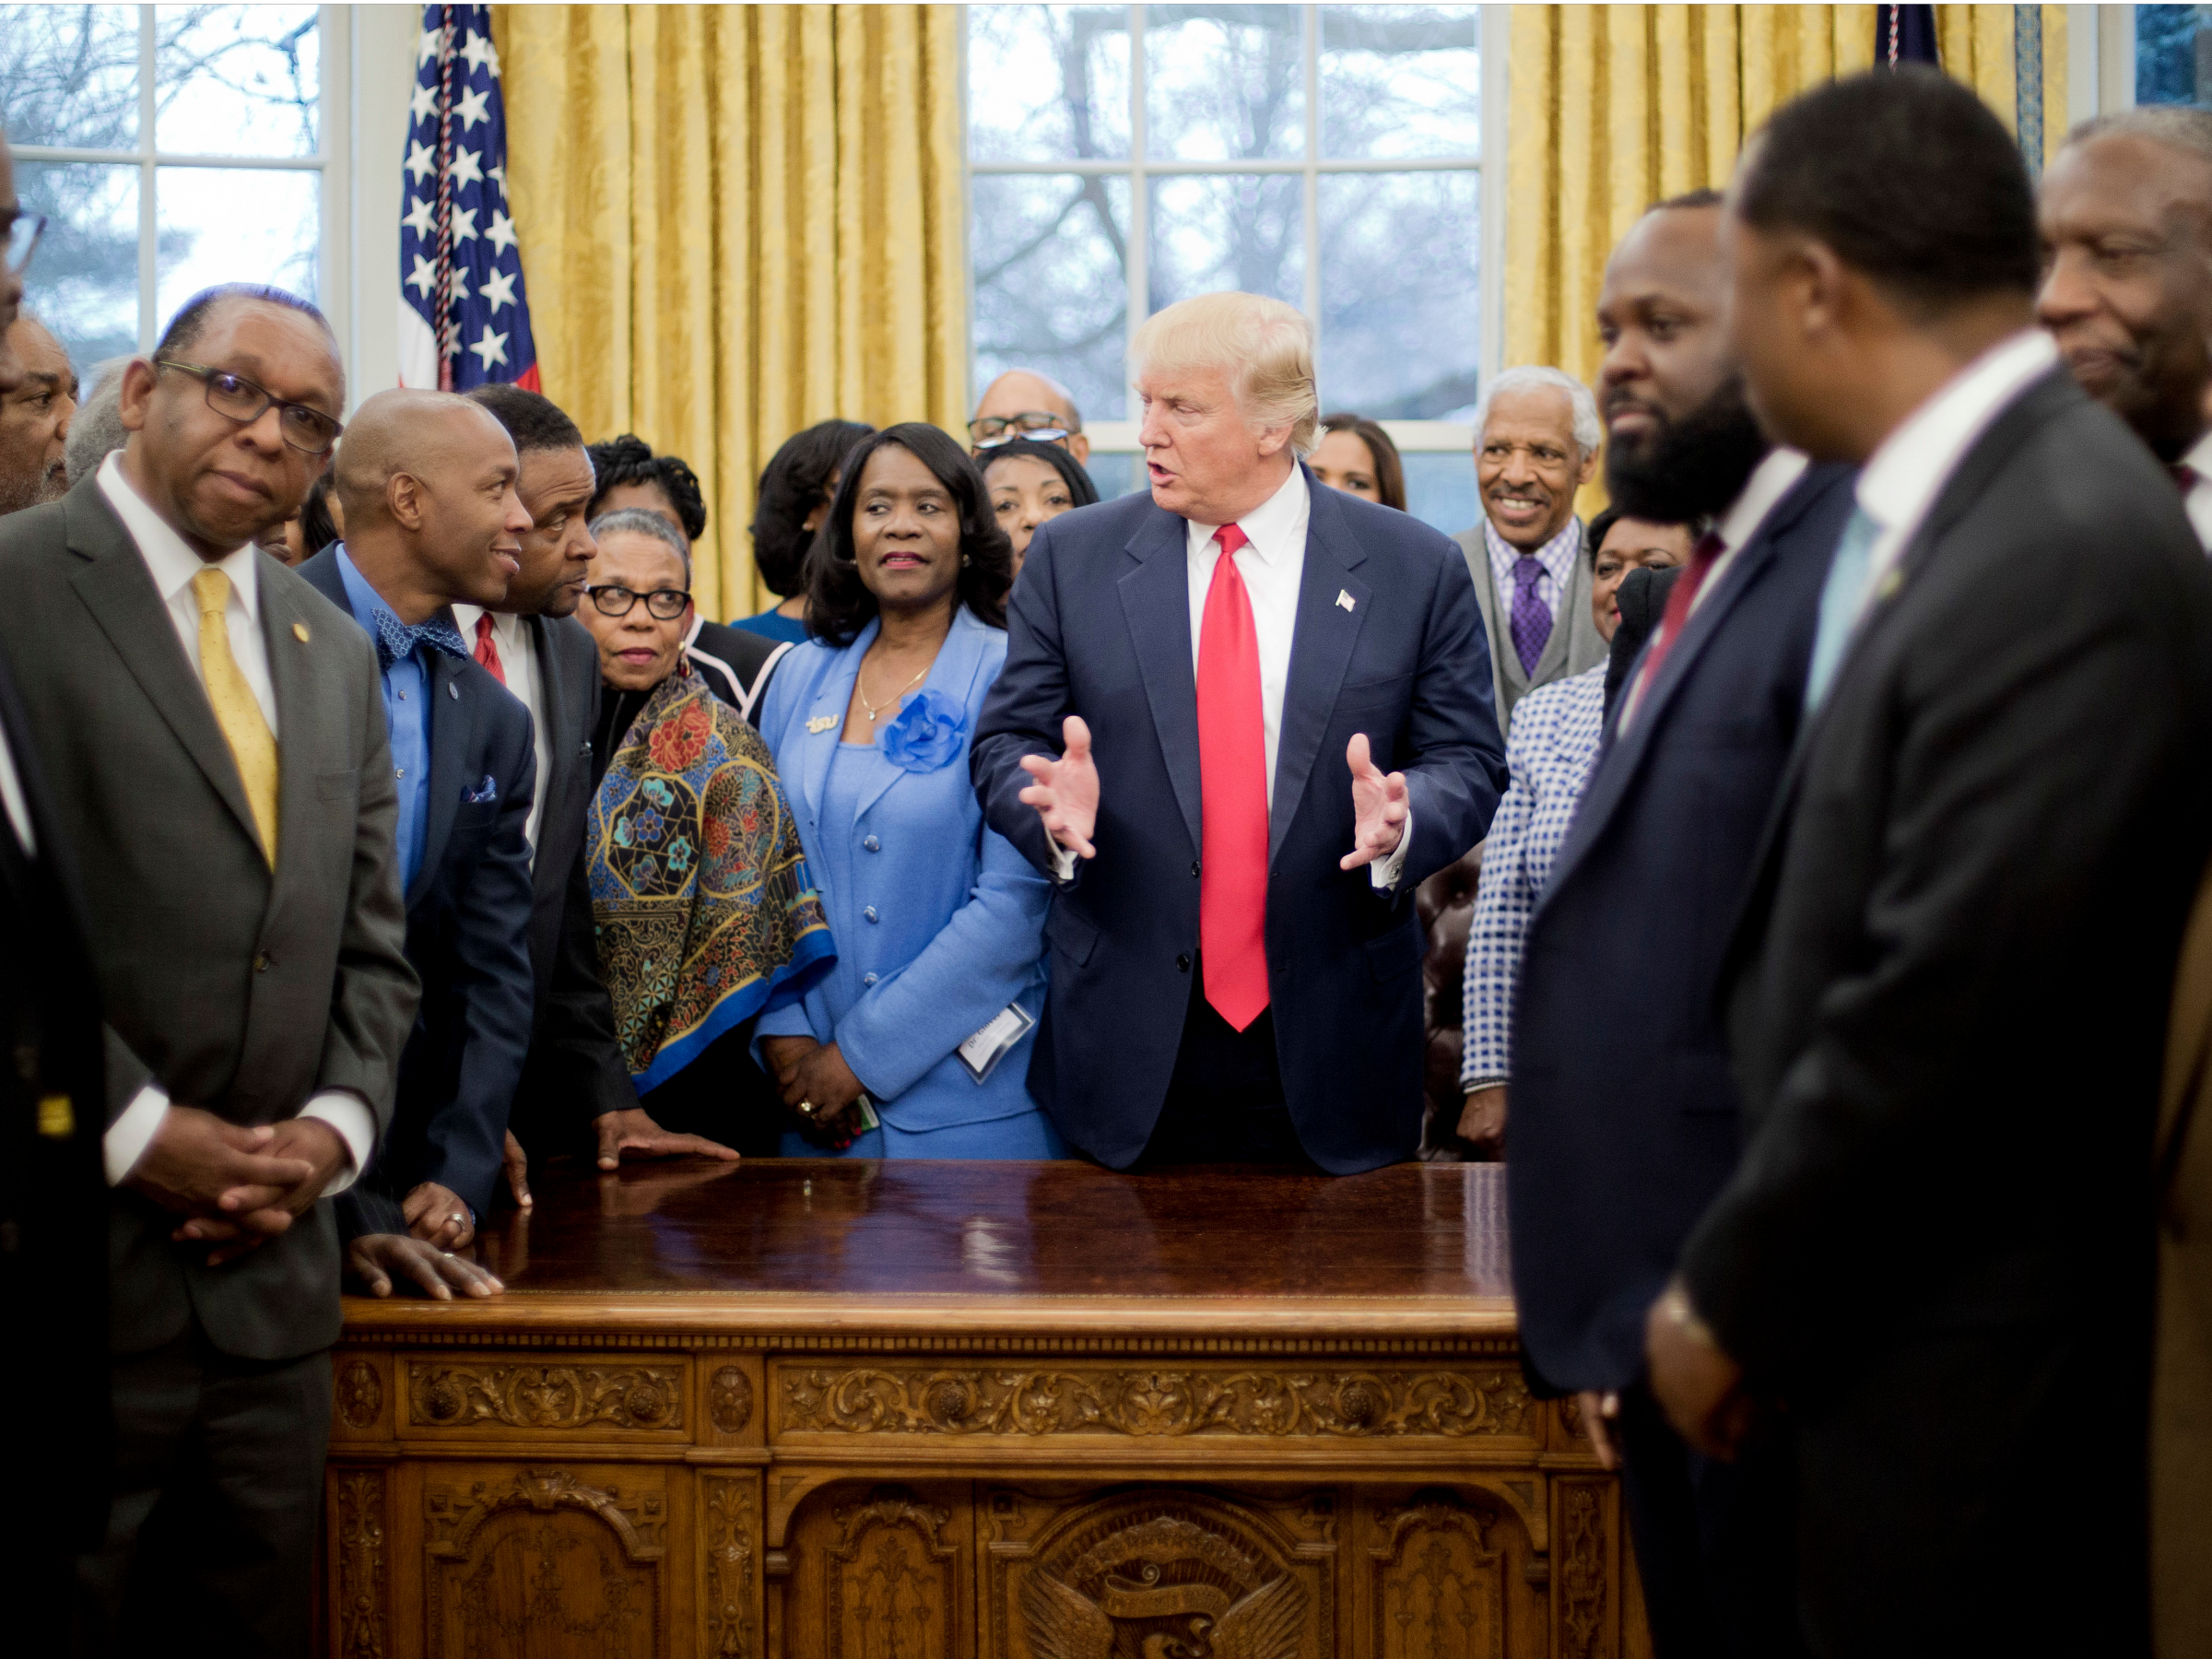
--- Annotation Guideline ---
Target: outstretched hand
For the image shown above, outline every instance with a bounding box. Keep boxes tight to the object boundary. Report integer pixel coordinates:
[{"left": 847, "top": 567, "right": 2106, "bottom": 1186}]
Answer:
[
  {"left": 1018, "top": 715, "right": 1100, "bottom": 861},
  {"left": 1340, "top": 732, "right": 1410, "bottom": 871},
  {"left": 592, "top": 1108, "right": 740, "bottom": 1171}
]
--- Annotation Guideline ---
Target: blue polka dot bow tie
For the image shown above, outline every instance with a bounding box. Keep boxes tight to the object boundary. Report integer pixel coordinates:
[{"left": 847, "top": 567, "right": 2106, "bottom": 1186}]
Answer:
[{"left": 370, "top": 609, "right": 469, "bottom": 671}]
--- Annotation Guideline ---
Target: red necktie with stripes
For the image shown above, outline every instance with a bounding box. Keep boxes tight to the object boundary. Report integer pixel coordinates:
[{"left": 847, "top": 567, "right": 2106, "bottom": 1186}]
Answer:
[
  {"left": 1630, "top": 530, "right": 1724, "bottom": 701},
  {"left": 472, "top": 614, "right": 507, "bottom": 685},
  {"left": 1195, "top": 524, "right": 1270, "bottom": 1030}
]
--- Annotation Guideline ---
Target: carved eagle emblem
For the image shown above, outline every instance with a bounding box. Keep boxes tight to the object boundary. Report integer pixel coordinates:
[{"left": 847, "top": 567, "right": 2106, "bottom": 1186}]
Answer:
[{"left": 1020, "top": 1564, "right": 1305, "bottom": 1659}]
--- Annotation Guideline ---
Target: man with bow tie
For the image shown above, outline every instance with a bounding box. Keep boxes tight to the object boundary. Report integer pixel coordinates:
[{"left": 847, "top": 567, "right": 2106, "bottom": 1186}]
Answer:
[{"left": 300, "top": 389, "right": 537, "bottom": 1250}]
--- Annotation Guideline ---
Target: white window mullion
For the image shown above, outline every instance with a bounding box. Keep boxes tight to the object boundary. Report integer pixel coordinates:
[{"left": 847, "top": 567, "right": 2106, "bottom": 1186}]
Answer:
[
  {"left": 1301, "top": 3, "right": 1321, "bottom": 368},
  {"left": 1127, "top": 3, "right": 1148, "bottom": 407},
  {"left": 137, "top": 3, "right": 158, "bottom": 349}
]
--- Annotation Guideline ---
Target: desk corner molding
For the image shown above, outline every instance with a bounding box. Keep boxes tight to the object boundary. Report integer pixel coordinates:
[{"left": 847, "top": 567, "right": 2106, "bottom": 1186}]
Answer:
[{"left": 407, "top": 1359, "right": 685, "bottom": 1433}]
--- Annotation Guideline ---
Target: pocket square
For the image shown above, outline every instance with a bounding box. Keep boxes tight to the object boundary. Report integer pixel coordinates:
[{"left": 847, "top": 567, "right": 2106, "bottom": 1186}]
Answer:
[{"left": 463, "top": 774, "right": 499, "bottom": 804}]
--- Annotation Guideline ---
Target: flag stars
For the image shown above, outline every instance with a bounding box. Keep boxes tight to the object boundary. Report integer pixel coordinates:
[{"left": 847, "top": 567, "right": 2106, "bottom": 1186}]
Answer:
[
  {"left": 410, "top": 80, "right": 439, "bottom": 125},
  {"left": 468, "top": 326, "right": 511, "bottom": 372},
  {"left": 485, "top": 209, "right": 518, "bottom": 257},
  {"left": 450, "top": 146, "right": 483, "bottom": 189},
  {"left": 406, "top": 253, "right": 438, "bottom": 299},
  {"left": 451, "top": 205, "right": 479, "bottom": 243},
  {"left": 417, "top": 25, "right": 445, "bottom": 65},
  {"left": 459, "top": 29, "right": 500, "bottom": 79},
  {"left": 478, "top": 265, "right": 517, "bottom": 315},
  {"left": 488, "top": 161, "right": 506, "bottom": 194},
  {"left": 405, "top": 139, "right": 436, "bottom": 185},
  {"left": 454, "top": 85, "right": 491, "bottom": 132},
  {"left": 402, "top": 194, "right": 437, "bottom": 239}
]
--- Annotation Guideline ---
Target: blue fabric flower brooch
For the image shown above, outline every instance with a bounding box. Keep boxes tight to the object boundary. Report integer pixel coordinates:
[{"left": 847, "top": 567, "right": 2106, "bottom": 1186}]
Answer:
[{"left": 879, "top": 687, "right": 968, "bottom": 773}]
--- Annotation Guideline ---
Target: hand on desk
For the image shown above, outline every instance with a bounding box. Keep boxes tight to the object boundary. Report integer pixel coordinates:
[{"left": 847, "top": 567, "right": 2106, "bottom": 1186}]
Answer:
[
  {"left": 404, "top": 1181, "right": 474, "bottom": 1252},
  {"left": 1339, "top": 732, "right": 1409, "bottom": 871},
  {"left": 501, "top": 1130, "right": 533, "bottom": 1208},
  {"left": 1018, "top": 715, "right": 1099, "bottom": 861},
  {"left": 1458, "top": 1086, "right": 1507, "bottom": 1151},
  {"left": 761, "top": 1035, "right": 867, "bottom": 1147},
  {"left": 346, "top": 1232, "right": 503, "bottom": 1300},
  {"left": 1643, "top": 1277, "right": 1756, "bottom": 1461},
  {"left": 592, "top": 1107, "right": 740, "bottom": 1171}
]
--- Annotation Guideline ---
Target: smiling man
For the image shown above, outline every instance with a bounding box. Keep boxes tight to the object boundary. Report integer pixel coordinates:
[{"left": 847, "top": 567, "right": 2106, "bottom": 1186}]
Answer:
[
  {"left": 0, "top": 312, "right": 76, "bottom": 514},
  {"left": 1451, "top": 366, "right": 1608, "bottom": 731},
  {"left": 298, "top": 389, "right": 538, "bottom": 1255},
  {"left": 974, "top": 289, "right": 1504, "bottom": 1171},
  {"left": 2038, "top": 106, "right": 2212, "bottom": 547}
]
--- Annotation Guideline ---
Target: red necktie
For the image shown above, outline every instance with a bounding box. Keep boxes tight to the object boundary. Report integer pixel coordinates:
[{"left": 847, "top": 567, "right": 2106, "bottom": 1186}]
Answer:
[
  {"left": 1195, "top": 524, "right": 1270, "bottom": 1030},
  {"left": 472, "top": 614, "right": 507, "bottom": 685},
  {"left": 1630, "top": 531, "right": 1724, "bottom": 701}
]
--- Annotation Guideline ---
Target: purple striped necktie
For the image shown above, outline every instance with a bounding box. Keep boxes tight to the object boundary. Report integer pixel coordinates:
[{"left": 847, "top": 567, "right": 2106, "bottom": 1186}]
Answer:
[{"left": 1510, "top": 556, "right": 1553, "bottom": 677}]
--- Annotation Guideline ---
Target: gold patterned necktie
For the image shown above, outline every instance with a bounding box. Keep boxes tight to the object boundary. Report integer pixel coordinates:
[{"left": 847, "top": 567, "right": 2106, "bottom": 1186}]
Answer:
[{"left": 190, "top": 566, "right": 279, "bottom": 866}]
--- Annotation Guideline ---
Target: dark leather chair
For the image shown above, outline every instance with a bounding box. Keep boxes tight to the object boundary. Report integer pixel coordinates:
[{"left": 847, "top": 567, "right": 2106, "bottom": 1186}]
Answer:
[{"left": 1415, "top": 841, "right": 1486, "bottom": 1160}]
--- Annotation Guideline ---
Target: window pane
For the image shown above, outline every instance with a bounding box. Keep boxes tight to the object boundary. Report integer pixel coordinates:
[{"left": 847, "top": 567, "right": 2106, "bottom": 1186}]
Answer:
[
  {"left": 969, "top": 3, "right": 1130, "bottom": 162},
  {"left": 1319, "top": 171, "right": 1479, "bottom": 418},
  {"left": 156, "top": 165, "right": 318, "bottom": 328},
  {"left": 1148, "top": 173, "right": 1304, "bottom": 315},
  {"left": 1401, "top": 449, "right": 1480, "bottom": 536},
  {"left": 16, "top": 160, "right": 139, "bottom": 369},
  {"left": 0, "top": 4, "right": 140, "bottom": 151},
  {"left": 157, "top": 4, "right": 319, "bottom": 158},
  {"left": 1319, "top": 6, "right": 1481, "bottom": 159},
  {"left": 1145, "top": 4, "right": 1304, "bottom": 161},
  {"left": 972, "top": 173, "right": 1132, "bottom": 422},
  {"left": 2137, "top": 6, "right": 2212, "bottom": 105},
  {"left": 1083, "top": 453, "right": 1144, "bottom": 501}
]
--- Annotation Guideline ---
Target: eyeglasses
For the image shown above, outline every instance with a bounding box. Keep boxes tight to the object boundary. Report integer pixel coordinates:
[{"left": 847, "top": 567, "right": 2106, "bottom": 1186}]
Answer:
[
  {"left": 969, "top": 411, "right": 1077, "bottom": 448},
  {"left": 588, "top": 583, "right": 690, "bottom": 620},
  {"left": 3, "top": 213, "right": 46, "bottom": 276},
  {"left": 156, "top": 359, "right": 345, "bottom": 455}
]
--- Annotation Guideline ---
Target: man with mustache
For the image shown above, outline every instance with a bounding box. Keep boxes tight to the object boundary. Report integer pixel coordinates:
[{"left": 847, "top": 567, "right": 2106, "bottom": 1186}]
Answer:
[
  {"left": 300, "top": 390, "right": 539, "bottom": 1253},
  {"left": 1503, "top": 188, "right": 1855, "bottom": 1658},
  {"left": 0, "top": 312, "right": 76, "bottom": 514},
  {"left": 1451, "top": 366, "right": 1609, "bottom": 732},
  {"left": 2038, "top": 106, "right": 2212, "bottom": 547}
]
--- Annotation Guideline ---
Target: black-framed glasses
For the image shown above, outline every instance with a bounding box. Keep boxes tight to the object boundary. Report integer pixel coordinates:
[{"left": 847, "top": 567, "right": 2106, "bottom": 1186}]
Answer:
[
  {"left": 3, "top": 213, "right": 46, "bottom": 276},
  {"left": 588, "top": 583, "right": 690, "bottom": 620},
  {"left": 969, "top": 410, "right": 1076, "bottom": 447},
  {"left": 157, "top": 359, "right": 344, "bottom": 455}
]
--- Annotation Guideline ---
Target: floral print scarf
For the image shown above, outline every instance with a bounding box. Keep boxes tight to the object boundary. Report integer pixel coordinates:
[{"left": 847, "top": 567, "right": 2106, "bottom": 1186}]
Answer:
[{"left": 587, "top": 666, "right": 833, "bottom": 1091}]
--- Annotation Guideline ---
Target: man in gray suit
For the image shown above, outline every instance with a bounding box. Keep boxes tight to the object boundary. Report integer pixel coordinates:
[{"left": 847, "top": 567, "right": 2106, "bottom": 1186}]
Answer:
[
  {"left": 0, "top": 279, "right": 418, "bottom": 1655},
  {"left": 1453, "top": 366, "right": 1609, "bottom": 731}
]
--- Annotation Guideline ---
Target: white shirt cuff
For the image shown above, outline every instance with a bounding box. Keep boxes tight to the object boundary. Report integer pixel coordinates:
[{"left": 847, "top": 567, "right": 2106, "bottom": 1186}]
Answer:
[
  {"left": 1370, "top": 801, "right": 1413, "bottom": 890},
  {"left": 300, "top": 1091, "right": 375, "bottom": 1195},
  {"left": 1049, "top": 839, "right": 1077, "bottom": 883},
  {"left": 103, "top": 1079, "right": 173, "bottom": 1185}
]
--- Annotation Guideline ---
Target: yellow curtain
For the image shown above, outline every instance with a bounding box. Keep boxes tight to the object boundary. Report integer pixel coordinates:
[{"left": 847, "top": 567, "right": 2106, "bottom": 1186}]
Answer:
[
  {"left": 1503, "top": 4, "right": 2066, "bottom": 513},
  {"left": 490, "top": 5, "right": 967, "bottom": 621}
]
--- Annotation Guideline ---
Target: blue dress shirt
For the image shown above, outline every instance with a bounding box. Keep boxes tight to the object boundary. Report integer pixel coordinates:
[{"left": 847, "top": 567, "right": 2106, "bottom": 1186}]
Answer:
[{"left": 335, "top": 547, "right": 432, "bottom": 889}]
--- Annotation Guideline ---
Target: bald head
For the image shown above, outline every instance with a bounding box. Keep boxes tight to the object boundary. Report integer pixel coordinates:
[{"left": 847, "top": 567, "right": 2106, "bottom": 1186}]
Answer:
[
  {"left": 332, "top": 387, "right": 530, "bottom": 620},
  {"left": 972, "top": 369, "right": 1088, "bottom": 463}
]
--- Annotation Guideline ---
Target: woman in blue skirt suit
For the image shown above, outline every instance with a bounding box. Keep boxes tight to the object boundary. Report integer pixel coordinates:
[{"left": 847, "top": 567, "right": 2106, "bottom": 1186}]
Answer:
[{"left": 753, "top": 423, "right": 1062, "bottom": 1159}]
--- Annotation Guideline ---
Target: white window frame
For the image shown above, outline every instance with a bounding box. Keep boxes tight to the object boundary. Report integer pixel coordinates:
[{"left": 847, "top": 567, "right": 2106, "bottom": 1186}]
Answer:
[
  {"left": 965, "top": 3, "right": 1506, "bottom": 465},
  {"left": 10, "top": 4, "right": 349, "bottom": 355}
]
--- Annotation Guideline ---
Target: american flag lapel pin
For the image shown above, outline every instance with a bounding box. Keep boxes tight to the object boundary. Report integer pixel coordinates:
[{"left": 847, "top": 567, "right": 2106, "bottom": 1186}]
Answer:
[{"left": 1336, "top": 589, "right": 1356, "bottom": 613}]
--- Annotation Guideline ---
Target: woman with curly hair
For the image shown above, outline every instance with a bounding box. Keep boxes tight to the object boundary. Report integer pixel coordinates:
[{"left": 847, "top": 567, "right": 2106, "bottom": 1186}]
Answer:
[
  {"left": 577, "top": 508, "right": 835, "bottom": 1153},
  {"left": 752, "top": 423, "right": 1061, "bottom": 1158}
]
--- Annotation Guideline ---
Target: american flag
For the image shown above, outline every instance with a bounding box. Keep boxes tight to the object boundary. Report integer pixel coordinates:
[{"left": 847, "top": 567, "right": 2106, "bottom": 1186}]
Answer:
[{"left": 397, "top": 5, "right": 539, "bottom": 393}]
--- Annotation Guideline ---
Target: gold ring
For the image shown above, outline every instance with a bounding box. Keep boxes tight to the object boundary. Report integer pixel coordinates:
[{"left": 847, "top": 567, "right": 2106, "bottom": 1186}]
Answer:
[{"left": 798, "top": 1100, "right": 817, "bottom": 1117}]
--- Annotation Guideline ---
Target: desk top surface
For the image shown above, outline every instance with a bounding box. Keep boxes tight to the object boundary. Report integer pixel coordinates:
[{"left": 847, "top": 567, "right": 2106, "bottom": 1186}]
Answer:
[{"left": 343, "top": 1158, "right": 1518, "bottom": 1344}]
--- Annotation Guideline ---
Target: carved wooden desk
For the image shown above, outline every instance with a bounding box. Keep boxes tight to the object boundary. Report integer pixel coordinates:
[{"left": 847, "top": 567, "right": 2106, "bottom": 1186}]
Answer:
[{"left": 324, "top": 1158, "right": 1649, "bottom": 1658}]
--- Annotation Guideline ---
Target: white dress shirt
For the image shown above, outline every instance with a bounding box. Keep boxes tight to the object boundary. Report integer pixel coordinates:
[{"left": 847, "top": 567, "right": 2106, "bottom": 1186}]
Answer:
[
  {"left": 1837, "top": 328, "right": 2061, "bottom": 637},
  {"left": 1617, "top": 448, "right": 1810, "bottom": 732},
  {"left": 1049, "top": 464, "right": 1406, "bottom": 888},
  {"left": 2180, "top": 429, "right": 2212, "bottom": 552},
  {"left": 94, "top": 452, "right": 371, "bottom": 1192},
  {"left": 449, "top": 604, "right": 548, "bottom": 854},
  {"left": 0, "top": 715, "right": 32, "bottom": 853}
]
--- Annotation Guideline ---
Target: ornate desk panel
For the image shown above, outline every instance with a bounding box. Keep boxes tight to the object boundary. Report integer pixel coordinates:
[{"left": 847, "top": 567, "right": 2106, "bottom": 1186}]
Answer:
[{"left": 324, "top": 1159, "right": 1649, "bottom": 1658}]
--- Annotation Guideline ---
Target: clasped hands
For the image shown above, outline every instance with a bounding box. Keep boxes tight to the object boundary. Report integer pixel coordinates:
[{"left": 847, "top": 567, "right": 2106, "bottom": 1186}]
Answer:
[
  {"left": 1017, "top": 716, "right": 1410, "bottom": 870},
  {"left": 759, "top": 1035, "right": 867, "bottom": 1146},
  {"left": 135, "top": 1105, "right": 347, "bottom": 1267}
]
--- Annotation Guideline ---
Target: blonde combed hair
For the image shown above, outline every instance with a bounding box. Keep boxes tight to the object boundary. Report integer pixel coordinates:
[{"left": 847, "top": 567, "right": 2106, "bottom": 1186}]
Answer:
[{"left": 1130, "top": 291, "right": 1320, "bottom": 455}]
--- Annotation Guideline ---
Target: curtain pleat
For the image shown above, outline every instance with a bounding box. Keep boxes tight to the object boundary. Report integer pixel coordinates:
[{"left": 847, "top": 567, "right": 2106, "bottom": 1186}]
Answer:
[
  {"left": 491, "top": 4, "right": 967, "bottom": 621},
  {"left": 1505, "top": 3, "right": 2065, "bottom": 516}
]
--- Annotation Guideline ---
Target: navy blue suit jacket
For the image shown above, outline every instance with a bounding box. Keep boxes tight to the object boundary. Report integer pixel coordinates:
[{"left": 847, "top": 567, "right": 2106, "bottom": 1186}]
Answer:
[
  {"left": 972, "top": 465, "right": 1506, "bottom": 1171},
  {"left": 1505, "top": 461, "right": 1855, "bottom": 1391},
  {"left": 299, "top": 550, "right": 536, "bottom": 1220}
]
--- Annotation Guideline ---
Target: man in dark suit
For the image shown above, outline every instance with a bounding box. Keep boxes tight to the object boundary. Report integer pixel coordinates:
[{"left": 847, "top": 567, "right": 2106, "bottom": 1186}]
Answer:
[
  {"left": 1507, "top": 189, "right": 1852, "bottom": 1659},
  {"left": 300, "top": 389, "right": 537, "bottom": 1250},
  {"left": 1646, "top": 72, "right": 2212, "bottom": 1656},
  {"left": 0, "top": 276, "right": 418, "bottom": 1654},
  {"left": 458, "top": 382, "right": 737, "bottom": 1195},
  {"left": 973, "top": 290, "right": 1504, "bottom": 1171}
]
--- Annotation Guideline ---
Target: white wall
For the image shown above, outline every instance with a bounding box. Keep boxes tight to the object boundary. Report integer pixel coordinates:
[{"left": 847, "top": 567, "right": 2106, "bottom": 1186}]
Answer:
[{"left": 343, "top": 3, "right": 420, "bottom": 412}]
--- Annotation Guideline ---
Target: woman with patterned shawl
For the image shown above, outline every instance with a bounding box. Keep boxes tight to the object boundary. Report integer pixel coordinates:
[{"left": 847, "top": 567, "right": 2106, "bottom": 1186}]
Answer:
[{"left": 578, "top": 509, "right": 834, "bottom": 1153}]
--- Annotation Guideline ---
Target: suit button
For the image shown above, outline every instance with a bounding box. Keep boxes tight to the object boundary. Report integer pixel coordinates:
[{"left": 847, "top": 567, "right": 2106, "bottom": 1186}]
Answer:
[
  {"left": 864, "top": 836, "right": 880, "bottom": 853},
  {"left": 863, "top": 972, "right": 879, "bottom": 986},
  {"left": 1176, "top": 953, "right": 1192, "bottom": 973},
  {"left": 253, "top": 952, "right": 272, "bottom": 972},
  {"left": 1191, "top": 860, "right": 1201, "bottom": 877},
  {"left": 863, "top": 907, "right": 879, "bottom": 924}
]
